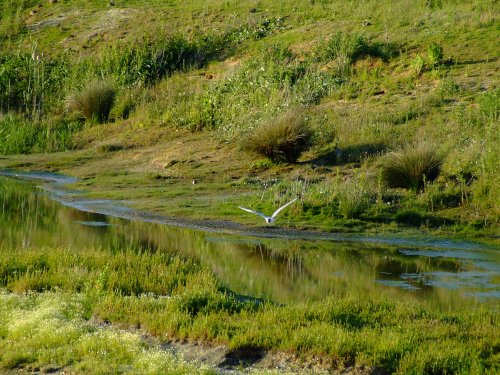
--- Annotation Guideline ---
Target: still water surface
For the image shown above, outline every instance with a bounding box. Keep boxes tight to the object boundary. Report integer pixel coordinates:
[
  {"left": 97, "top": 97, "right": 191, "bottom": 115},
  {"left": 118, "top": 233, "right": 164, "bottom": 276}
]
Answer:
[{"left": 1, "top": 174, "right": 499, "bottom": 310}]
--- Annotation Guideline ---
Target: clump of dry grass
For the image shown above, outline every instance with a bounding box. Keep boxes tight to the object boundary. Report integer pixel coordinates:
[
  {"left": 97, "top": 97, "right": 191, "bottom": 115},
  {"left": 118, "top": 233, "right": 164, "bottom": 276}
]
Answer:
[
  {"left": 244, "top": 111, "right": 312, "bottom": 163},
  {"left": 379, "top": 143, "right": 443, "bottom": 191},
  {"left": 66, "top": 79, "right": 116, "bottom": 123}
]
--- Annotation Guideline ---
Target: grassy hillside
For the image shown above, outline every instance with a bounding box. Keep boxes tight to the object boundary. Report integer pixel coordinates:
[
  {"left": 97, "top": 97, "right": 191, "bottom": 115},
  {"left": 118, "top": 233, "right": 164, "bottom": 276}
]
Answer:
[{"left": 0, "top": 0, "right": 499, "bottom": 235}]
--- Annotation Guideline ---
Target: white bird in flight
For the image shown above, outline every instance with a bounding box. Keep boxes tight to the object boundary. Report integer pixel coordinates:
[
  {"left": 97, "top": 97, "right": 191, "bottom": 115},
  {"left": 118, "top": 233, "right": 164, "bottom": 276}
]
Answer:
[{"left": 239, "top": 198, "right": 298, "bottom": 225}]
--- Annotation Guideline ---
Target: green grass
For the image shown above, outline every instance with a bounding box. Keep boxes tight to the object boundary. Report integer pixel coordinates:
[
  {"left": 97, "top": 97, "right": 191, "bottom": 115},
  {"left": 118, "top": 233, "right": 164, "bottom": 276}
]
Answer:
[
  {"left": 0, "top": 292, "right": 215, "bottom": 374},
  {"left": 0, "top": 113, "right": 81, "bottom": 155},
  {"left": 0, "top": 245, "right": 498, "bottom": 374},
  {"left": 0, "top": 2, "right": 498, "bottom": 371}
]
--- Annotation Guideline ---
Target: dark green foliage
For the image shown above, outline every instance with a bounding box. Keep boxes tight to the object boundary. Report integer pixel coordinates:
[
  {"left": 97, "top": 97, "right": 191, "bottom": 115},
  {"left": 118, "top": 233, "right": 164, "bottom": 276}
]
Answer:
[
  {"left": 318, "top": 32, "right": 398, "bottom": 65},
  {"left": 395, "top": 209, "right": 427, "bottom": 226},
  {"left": 66, "top": 80, "right": 116, "bottom": 123},
  {"left": 244, "top": 110, "right": 312, "bottom": 163},
  {"left": 380, "top": 143, "right": 443, "bottom": 191},
  {"left": 0, "top": 52, "right": 69, "bottom": 115},
  {"left": 91, "top": 34, "right": 228, "bottom": 88},
  {"left": 176, "top": 290, "right": 255, "bottom": 317}
]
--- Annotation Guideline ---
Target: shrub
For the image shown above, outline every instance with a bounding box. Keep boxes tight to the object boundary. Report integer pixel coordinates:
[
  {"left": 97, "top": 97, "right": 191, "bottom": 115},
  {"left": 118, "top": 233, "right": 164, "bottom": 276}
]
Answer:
[
  {"left": 111, "top": 92, "right": 136, "bottom": 120},
  {"left": 66, "top": 80, "right": 116, "bottom": 123},
  {"left": 0, "top": 51, "right": 69, "bottom": 115},
  {"left": 380, "top": 143, "right": 443, "bottom": 191},
  {"left": 243, "top": 111, "right": 312, "bottom": 163}
]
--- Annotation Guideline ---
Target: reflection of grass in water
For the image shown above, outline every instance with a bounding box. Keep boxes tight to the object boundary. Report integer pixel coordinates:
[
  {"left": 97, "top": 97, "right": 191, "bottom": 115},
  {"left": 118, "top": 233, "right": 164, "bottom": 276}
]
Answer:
[{"left": 0, "top": 246, "right": 498, "bottom": 374}]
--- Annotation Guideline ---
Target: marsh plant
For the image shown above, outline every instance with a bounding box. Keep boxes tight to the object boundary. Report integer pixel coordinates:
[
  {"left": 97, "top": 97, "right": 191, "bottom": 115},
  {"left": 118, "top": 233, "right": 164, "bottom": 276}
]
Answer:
[
  {"left": 380, "top": 143, "right": 443, "bottom": 191},
  {"left": 65, "top": 80, "right": 116, "bottom": 123},
  {"left": 244, "top": 110, "right": 312, "bottom": 163}
]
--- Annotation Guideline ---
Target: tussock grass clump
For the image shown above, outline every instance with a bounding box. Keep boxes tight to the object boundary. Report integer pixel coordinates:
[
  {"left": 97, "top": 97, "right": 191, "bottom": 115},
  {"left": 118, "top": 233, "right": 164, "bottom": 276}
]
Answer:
[
  {"left": 66, "top": 80, "right": 116, "bottom": 123},
  {"left": 244, "top": 111, "right": 312, "bottom": 163},
  {"left": 380, "top": 143, "right": 443, "bottom": 191}
]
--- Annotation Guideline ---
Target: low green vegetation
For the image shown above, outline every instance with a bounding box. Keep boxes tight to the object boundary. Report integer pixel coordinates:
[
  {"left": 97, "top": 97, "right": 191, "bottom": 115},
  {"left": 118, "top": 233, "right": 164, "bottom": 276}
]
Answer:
[
  {"left": 0, "top": 113, "right": 80, "bottom": 154},
  {"left": 0, "top": 246, "right": 498, "bottom": 374},
  {"left": 0, "top": 0, "right": 497, "bottom": 234},
  {"left": 0, "top": 292, "right": 214, "bottom": 374}
]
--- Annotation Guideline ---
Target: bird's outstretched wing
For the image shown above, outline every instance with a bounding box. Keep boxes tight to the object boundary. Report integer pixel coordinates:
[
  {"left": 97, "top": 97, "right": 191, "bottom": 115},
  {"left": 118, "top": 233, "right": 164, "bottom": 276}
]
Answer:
[
  {"left": 239, "top": 206, "right": 269, "bottom": 220},
  {"left": 271, "top": 198, "right": 298, "bottom": 218}
]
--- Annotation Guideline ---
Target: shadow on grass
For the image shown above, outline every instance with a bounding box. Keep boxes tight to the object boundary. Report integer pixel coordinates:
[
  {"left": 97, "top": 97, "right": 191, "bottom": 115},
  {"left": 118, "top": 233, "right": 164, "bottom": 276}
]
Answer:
[
  {"left": 306, "top": 143, "right": 387, "bottom": 166},
  {"left": 394, "top": 209, "right": 455, "bottom": 227},
  {"left": 220, "top": 347, "right": 266, "bottom": 368}
]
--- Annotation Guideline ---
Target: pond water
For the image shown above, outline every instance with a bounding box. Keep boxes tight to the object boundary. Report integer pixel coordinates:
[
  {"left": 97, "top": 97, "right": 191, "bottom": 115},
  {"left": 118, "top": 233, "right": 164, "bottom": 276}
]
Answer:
[{"left": 1, "top": 173, "right": 499, "bottom": 310}]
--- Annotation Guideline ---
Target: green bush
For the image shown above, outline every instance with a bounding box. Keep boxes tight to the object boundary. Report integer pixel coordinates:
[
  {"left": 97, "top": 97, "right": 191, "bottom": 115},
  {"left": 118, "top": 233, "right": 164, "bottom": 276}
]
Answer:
[
  {"left": 79, "top": 33, "right": 228, "bottom": 88},
  {"left": 111, "top": 92, "right": 136, "bottom": 120},
  {"left": 66, "top": 80, "right": 116, "bottom": 123},
  {"left": 394, "top": 208, "right": 427, "bottom": 226},
  {"left": 243, "top": 110, "right": 312, "bottom": 163},
  {"left": 380, "top": 143, "right": 443, "bottom": 191},
  {"left": 427, "top": 43, "right": 443, "bottom": 67},
  {"left": 185, "top": 45, "right": 338, "bottom": 137},
  {"left": 0, "top": 0, "right": 37, "bottom": 42}
]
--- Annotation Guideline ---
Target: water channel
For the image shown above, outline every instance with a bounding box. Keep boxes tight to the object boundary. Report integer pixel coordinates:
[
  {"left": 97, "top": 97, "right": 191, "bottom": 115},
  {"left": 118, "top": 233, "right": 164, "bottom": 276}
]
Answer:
[{"left": 1, "top": 172, "right": 499, "bottom": 310}]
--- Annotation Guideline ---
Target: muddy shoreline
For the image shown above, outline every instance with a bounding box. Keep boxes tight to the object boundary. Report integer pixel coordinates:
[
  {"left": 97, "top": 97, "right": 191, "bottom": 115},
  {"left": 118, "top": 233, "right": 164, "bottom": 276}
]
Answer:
[{"left": 0, "top": 169, "right": 494, "bottom": 251}]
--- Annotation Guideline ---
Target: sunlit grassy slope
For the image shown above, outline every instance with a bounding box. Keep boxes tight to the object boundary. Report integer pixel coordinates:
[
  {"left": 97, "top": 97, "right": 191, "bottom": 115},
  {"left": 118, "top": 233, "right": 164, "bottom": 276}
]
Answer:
[{"left": 0, "top": 0, "right": 498, "bottom": 234}]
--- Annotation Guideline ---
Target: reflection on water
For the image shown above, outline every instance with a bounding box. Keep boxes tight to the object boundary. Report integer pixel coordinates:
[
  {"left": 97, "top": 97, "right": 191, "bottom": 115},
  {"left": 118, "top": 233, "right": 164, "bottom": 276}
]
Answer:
[{"left": 1, "top": 176, "right": 499, "bottom": 309}]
